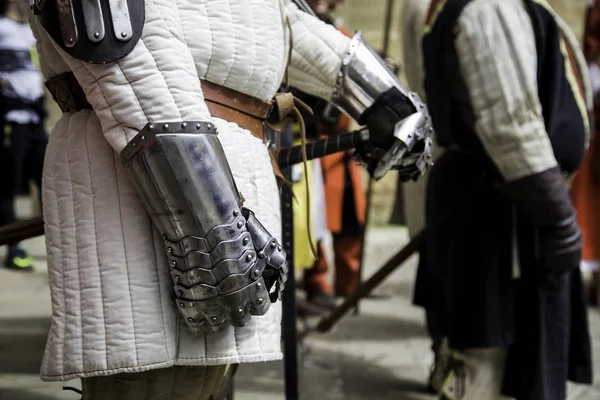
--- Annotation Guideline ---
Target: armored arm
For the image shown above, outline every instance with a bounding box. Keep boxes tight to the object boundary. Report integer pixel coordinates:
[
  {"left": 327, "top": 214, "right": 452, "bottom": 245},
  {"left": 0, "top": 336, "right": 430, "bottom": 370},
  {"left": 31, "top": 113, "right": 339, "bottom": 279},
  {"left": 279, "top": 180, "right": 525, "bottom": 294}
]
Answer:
[
  {"left": 285, "top": 1, "right": 433, "bottom": 180},
  {"left": 121, "top": 122, "right": 287, "bottom": 333}
]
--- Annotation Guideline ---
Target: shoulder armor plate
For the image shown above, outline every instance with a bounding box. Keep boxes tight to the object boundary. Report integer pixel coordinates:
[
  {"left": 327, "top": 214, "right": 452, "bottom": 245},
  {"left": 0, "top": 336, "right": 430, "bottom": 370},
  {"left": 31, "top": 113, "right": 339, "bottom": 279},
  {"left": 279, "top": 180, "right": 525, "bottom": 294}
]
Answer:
[{"left": 32, "top": 0, "right": 144, "bottom": 64}]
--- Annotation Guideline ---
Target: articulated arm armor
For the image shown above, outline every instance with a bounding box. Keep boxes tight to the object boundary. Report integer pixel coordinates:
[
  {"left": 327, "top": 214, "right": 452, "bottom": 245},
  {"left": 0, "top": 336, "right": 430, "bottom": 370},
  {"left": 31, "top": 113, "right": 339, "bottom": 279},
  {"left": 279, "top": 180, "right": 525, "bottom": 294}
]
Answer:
[
  {"left": 331, "top": 32, "right": 434, "bottom": 180},
  {"left": 120, "top": 122, "right": 288, "bottom": 333}
]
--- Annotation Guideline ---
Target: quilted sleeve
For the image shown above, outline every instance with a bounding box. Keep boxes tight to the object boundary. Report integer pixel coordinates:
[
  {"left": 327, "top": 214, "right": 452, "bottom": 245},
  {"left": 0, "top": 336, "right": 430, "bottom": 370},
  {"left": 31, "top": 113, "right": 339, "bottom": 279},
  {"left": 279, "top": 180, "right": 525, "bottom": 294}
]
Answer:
[
  {"left": 283, "top": 0, "right": 351, "bottom": 101},
  {"left": 454, "top": 0, "right": 557, "bottom": 182},
  {"left": 27, "top": 0, "right": 211, "bottom": 153}
]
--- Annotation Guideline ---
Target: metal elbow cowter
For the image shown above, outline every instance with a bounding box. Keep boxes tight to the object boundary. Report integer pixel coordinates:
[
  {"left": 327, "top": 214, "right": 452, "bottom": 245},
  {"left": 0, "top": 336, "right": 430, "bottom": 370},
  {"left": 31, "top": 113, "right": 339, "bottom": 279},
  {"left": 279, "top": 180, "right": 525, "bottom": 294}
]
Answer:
[
  {"left": 331, "top": 32, "right": 435, "bottom": 181},
  {"left": 120, "top": 121, "right": 288, "bottom": 334}
]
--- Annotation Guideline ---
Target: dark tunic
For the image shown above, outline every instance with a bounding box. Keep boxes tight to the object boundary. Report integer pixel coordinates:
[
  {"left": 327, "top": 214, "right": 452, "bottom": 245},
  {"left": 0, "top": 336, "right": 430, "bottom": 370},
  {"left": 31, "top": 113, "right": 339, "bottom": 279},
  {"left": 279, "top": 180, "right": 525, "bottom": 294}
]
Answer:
[{"left": 413, "top": 1, "right": 593, "bottom": 398}]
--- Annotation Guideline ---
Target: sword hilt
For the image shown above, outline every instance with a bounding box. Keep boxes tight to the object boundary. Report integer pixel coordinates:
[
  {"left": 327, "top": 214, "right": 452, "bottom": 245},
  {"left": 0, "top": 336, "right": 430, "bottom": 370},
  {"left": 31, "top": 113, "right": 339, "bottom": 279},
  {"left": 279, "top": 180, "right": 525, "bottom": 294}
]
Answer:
[{"left": 276, "top": 128, "right": 369, "bottom": 168}]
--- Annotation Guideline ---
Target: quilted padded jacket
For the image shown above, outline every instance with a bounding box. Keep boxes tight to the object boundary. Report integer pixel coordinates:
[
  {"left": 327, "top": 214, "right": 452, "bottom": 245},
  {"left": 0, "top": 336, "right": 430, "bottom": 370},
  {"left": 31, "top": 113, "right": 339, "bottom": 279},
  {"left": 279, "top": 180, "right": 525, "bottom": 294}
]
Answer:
[{"left": 23, "top": 0, "right": 351, "bottom": 381}]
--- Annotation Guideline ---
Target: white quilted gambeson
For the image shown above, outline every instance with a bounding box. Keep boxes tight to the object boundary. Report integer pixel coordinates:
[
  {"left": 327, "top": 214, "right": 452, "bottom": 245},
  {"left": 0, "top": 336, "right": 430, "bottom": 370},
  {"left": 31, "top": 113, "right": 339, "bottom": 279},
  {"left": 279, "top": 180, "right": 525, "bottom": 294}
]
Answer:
[{"left": 24, "top": 0, "right": 351, "bottom": 381}]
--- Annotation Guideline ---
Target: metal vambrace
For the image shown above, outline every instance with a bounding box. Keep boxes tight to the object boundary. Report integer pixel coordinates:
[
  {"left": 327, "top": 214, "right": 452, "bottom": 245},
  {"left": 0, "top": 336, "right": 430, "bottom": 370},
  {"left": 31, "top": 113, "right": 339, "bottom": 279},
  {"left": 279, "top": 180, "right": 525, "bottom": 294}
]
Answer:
[
  {"left": 331, "top": 32, "right": 434, "bottom": 180},
  {"left": 120, "top": 121, "right": 288, "bottom": 334}
]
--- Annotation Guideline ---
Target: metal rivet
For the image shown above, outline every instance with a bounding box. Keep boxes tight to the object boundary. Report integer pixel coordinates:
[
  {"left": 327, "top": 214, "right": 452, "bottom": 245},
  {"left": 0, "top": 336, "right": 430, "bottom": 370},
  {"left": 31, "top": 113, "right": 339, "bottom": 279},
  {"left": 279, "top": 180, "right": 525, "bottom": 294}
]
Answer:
[
  {"left": 270, "top": 241, "right": 277, "bottom": 249},
  {"left": 148, "top": 124, "right": 155, "bottom": 130},
  {"left": 254, "top": 268, "right": 260, "bottom": 275},
  {"left": 121, "top": 32, "right": 128, "bottom": 38},
  {"left": 237, "top": 221, "right": 244, "bottom": 229},
  {"left": 246, "top": 254, "right": 253, "bottom": 262},
  {"left": 171, "top": 261, "right": 177, "bottom": 267},
  {"left": 163, "top": 123, "right": 169, "bottom": 130},
  {"left": 233, "top": 210, "right": 240, "bottom": 217},
  {"left": 429, "top": 127, "right": 434, "bottom": 133},
  {"left": 174, "top": 275, "right": 180, "bottom": 282},
  {"left": 187, "top": 317, "right": 194, "bottom": 323},
  {"left": 207, "top": 124, "right": 212, "bottom": 130},
  {"left": 257, "top": 283, "right": 262, "bottom": 289},
  {"left": 210, "top": 316, "right": 218, "bottom": 323},
  {"left": 257, "top": 298, "right": 264, "bottom": 304},
  {"left": 178, "top": 290, "right": 183, "bottom": 296},
  {"left": 258, "top": 251, "right": 264, "bottom": 259},
  {"left": 419, "top": 103, "right": 425, "bottom": 109},
  {"left": 167, "top": 247, "right": 173, "bottom": 254},
  {"left": 67, "top": 38, "right": 74, "bottom": 44},
  {"left": 179, "top": 302, "right": 185, "bottom": 308},
  {"left": 94, "top": 32, "right": 100, "bottom": 39},
  {"left": 162, "top": 234, "right": 167, "bottom": 240},
  {"left": 196, "top": 123, "right": 201, "bottom": 130},
  {"left": 237, "top": 308, "right": 244, "bottom": 315},
  {"left": 243, "top": 237, "right": 250, "bottom": 246},
  {"left": 181, "top": 122, "right": 187, "bottom": 129},
  {"left": 277, "top": 246, "right": 282, "bottom": 252}
]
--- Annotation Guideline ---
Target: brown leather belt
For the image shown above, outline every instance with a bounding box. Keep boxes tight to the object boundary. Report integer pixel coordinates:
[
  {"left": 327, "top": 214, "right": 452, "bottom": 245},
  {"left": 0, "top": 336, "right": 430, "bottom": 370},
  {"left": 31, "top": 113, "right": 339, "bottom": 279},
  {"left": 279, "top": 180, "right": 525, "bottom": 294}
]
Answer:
[
  {"left": 201, "top": 80, "right": 272, "bottom": 139},
  {"left": 45, "top": 73, "right": 273, "bottom": 142}
]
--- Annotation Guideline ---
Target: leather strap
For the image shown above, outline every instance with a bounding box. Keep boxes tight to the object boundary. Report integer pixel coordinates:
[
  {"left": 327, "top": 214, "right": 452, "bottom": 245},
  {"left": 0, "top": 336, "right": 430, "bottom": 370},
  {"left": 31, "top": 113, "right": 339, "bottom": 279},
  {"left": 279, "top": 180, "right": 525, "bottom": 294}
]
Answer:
[
  {"left": 204, "top": 101, "right": 265, "bottom": 139},
  {"left": 45, "top": 72, "right": 92, "bottom": 113},
  {"left": 201, "top": 80, "right": 273, "bottom": 140},
  {"left": 201, "top": 80, "right": 272, "bottom": 119}
]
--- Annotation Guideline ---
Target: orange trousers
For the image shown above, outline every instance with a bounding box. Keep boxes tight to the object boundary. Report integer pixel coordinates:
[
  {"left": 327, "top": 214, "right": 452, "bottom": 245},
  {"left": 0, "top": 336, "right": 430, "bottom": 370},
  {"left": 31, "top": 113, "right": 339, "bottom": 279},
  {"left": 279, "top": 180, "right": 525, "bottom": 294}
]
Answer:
[
  {"left": 571, "top": 134, "right": 600, "bottom": 263},
  {"left": 304, "top": 235, "right": 362, "bottom": 297}
]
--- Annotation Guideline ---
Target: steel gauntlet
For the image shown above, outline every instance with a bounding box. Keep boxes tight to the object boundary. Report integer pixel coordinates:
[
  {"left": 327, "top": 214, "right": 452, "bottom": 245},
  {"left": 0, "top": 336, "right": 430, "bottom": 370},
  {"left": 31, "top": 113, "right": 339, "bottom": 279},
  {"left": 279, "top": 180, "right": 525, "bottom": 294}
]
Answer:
[
  {"left": 120, "top": 122, "right": 288, "bottom": 334},
  {"left": 331, "top": 32, "right": 434, "bottom": 180}
]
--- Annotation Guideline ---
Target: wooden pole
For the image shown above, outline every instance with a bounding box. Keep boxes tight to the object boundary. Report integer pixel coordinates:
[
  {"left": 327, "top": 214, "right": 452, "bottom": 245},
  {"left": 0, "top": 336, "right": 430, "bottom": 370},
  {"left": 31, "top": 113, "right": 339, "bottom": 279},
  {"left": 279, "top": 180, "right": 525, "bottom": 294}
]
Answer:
[
  {"left": 318, "top": 230, "right": 422, "bottom": 332},
  {"left": 0, "top": 217, "right": 44, "bottom": 246}
]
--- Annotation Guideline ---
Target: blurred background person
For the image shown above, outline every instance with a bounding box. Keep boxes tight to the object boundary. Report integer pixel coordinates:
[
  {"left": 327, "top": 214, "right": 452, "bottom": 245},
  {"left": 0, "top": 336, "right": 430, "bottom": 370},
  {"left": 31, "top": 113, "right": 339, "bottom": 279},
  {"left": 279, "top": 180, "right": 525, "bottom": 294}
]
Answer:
[
  {"left": 572, "top": 0, "right": 600, "bottom": 307},
  {"left": 0, "top": 0, "right": 47, "bottom": 271},
  {"left": 296, "top": 0, "right": 367, "bottom": 312},
  {"left": 419, "top": 0, "right": 593, "bottom": 398},
  {"left": 401, "top": 0, "right": 452, "bottom": 394}
]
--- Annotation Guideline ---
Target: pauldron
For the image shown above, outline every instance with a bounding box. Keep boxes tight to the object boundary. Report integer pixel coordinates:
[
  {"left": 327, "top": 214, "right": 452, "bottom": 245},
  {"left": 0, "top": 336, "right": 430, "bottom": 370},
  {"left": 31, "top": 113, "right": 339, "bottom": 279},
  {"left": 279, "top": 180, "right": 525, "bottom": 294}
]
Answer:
[{"left": 30, "top": 0, "right": 144, "bottom": 64}]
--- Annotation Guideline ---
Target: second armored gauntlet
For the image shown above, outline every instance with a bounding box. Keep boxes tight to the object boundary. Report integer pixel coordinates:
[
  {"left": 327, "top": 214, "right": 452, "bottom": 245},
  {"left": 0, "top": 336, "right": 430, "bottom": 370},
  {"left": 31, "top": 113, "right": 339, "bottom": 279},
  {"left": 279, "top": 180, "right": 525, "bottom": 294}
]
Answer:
[
  {"left": 121, "top": 122, "right": 288, "bottom": 334},
  {"left": 331, "top": 32, "right": 434, "bottom": 180}
]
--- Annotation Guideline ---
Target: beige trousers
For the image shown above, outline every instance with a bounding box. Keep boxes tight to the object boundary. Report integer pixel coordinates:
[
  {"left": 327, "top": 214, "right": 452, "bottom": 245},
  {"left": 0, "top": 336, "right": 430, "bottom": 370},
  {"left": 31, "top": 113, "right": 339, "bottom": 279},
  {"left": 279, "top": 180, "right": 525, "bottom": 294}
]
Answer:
[{"left": 81, "top": 365, "right": 229, "bottom": 400}]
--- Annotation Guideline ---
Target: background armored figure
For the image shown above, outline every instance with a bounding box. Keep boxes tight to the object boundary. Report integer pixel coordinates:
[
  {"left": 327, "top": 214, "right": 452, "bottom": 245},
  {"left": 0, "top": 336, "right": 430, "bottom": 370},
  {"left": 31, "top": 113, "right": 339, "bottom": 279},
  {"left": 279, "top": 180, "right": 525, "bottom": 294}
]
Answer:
[
  {"left": 22, "top": 0, "right": 431, "bottom": 397},
  {"left": 416, "top": 0, "right": 593, "bottom": 399}
]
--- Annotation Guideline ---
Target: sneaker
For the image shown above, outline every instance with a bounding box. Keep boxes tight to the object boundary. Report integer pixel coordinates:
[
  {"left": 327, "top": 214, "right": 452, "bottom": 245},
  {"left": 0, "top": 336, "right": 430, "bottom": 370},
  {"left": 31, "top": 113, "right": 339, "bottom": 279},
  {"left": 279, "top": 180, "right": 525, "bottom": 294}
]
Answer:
[{"left": 5, "top": 247, "right": 34, "bottom": 271}]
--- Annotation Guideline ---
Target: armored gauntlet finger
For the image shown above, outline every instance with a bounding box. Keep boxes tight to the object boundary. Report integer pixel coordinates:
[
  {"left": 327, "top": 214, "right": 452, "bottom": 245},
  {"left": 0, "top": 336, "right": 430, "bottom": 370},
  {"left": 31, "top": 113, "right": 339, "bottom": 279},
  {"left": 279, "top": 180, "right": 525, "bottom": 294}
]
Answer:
[{"left": 120, "top": 121, "right": 288, "bottom": 334}]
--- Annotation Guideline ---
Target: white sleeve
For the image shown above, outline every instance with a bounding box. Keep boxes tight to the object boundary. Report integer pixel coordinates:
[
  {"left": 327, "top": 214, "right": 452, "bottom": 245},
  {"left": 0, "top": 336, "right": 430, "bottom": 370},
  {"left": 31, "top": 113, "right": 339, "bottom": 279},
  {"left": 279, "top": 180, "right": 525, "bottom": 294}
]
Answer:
[
  {"left": 284, "top": 0, "right": 351, "bottom": 101},
  {"left": 454, "top": 0, "right": 557, "bottom": 182},
  {"left": 402, "top": 0, "right": 429, "bottom": 99},
  {"left": 28, "top": 0, "right": 211, "bottom": 154}
]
